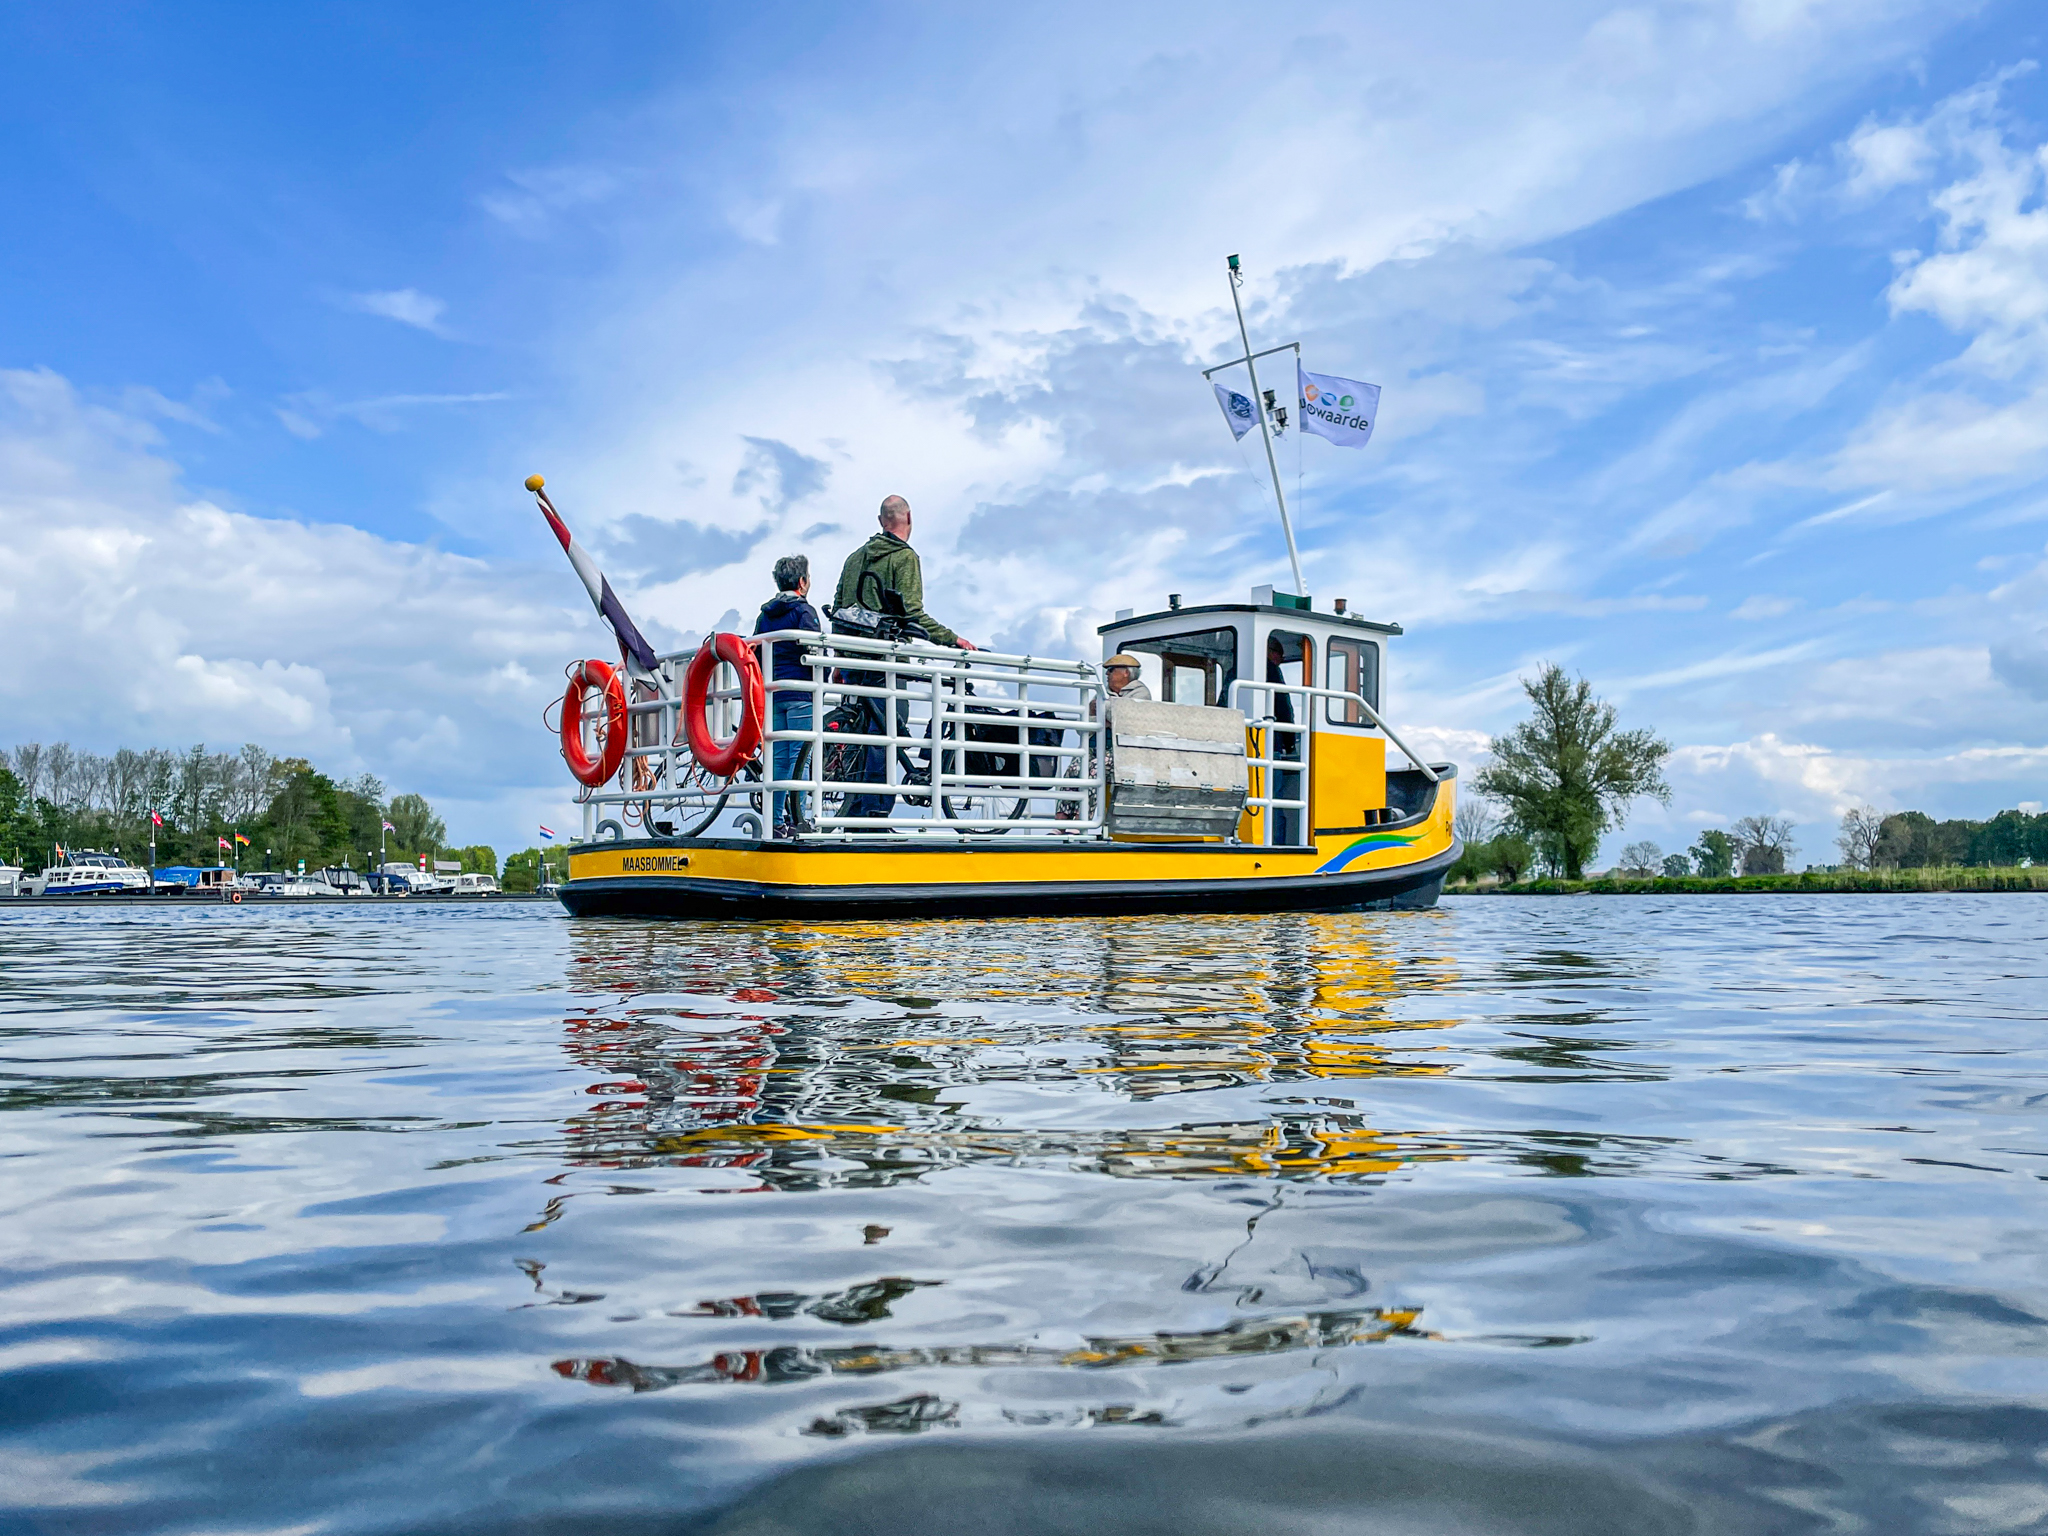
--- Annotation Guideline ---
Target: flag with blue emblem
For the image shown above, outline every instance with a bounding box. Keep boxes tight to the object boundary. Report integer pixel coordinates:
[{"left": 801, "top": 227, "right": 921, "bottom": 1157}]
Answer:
[{"left": 1212, "top": 382, "right": 1258, "bottom": 441}]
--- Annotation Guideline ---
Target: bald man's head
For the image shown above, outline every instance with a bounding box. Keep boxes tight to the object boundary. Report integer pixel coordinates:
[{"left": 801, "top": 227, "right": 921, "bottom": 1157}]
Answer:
[{"left": 878, "top": 495, "right": 911, "bottom": 534}]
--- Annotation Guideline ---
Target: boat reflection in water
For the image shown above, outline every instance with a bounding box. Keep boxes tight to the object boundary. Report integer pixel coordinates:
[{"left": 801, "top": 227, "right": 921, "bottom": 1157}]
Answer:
[
  {"left": 534, "top": 912, "right": 1592, "bottom": 1439},
  {"left": 550, "top": 1303, "right": 1494, "bottom": 1438},
  {"left": 551, "top": 912, "right": 1468, "bottom": 1190}
]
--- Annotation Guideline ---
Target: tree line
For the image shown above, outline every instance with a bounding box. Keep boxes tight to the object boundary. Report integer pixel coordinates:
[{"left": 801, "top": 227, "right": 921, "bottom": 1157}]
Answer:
[
  {"left": 0, "top": 742, "right": 491, "bottom": 876},
  {"left": 1831, "top": 805, "right": 2048, "bottom": 870},
  {"left": 500, "top": 845, "right": 568, "bottom": 894},
  {"left": 1608, "top": 806, "right": 2048, "bottom": 878},
  {"left": 1443, "top": 664, "right": 2042, "bottom": 885}
]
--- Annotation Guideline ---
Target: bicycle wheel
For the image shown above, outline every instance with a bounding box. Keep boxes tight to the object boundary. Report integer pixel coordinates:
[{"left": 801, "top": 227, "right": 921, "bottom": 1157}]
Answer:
[{"left": 940, "top": 791, "right": 1031, "bottom": 831}]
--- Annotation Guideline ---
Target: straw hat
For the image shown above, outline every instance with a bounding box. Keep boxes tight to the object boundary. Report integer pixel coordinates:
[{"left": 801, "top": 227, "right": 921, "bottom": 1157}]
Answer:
[{"left": 1104, "top": 653, "right": 1143, "bottom": 670}]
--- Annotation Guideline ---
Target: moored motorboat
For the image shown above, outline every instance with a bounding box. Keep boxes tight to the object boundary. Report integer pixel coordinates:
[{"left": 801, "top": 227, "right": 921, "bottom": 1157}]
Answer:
[{"left": 30, "top": 852, "right": 151, "bottom": 897}]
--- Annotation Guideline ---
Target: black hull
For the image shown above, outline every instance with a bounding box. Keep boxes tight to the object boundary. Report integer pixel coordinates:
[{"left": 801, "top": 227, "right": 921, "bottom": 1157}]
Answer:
[{"left": 557, "top": 842, "right": 1460, "bottom": 921}]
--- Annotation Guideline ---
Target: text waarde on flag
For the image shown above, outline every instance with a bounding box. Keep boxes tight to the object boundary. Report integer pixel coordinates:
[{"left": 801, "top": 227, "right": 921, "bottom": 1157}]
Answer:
[{"left": 1297, "top": 362, "right": 1380, "bottom": 449}]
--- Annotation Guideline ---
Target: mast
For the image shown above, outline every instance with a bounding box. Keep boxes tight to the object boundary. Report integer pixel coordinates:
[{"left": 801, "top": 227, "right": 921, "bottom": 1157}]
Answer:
[{"left": 1226, "top": 254, "right": 1305, "bottom": 597}]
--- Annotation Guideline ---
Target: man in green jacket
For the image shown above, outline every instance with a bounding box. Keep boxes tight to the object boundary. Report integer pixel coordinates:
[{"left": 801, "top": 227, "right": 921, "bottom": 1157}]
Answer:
[
  {"left": 832, "top": 496, "right": 976, "bottom": 825},
  {"left": 833, "top": 496, "right": 977, "bottom": 651}
]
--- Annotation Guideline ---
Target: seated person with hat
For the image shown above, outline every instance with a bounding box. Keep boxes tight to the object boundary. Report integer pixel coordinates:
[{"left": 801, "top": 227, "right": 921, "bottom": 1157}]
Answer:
[
  {"left": 1056, "top": 654, "right": 1150, "bottom": 819},
  {"left": 1103, "top": 653, "right": 1151, "bottom": 701}
]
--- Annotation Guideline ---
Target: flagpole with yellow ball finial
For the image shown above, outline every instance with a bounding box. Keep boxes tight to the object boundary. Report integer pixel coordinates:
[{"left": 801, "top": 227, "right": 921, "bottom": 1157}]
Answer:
[{"left": 524, "top": 474, "right": 660, "bottom": 675}]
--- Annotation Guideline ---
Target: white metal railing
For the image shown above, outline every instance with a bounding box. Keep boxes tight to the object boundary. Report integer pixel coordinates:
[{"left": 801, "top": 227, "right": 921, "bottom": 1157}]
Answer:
[
  {"left": 1229, "top": 678, "right": 1442, "bottom": 849},
  {"left": 566, "top": 644, "right": 1436, "bottom": 844},
  {"left": 1231, "top": 679, "right": 1312, "bottom": 846},
  {"left": 1229, "top": 679, "right": 1440, "bottom": 784},
  {"left": 574, "top": 634, "right": 1107, "bottom": 839}
]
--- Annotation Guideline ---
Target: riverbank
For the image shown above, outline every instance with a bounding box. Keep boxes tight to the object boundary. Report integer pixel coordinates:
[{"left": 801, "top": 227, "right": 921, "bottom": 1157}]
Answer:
[
  {"left": 3, "top": 892, "right": 552, "bottom": 906},
  {"left": 1454, "top": 866, "right": 2048, "bottom": 895}
]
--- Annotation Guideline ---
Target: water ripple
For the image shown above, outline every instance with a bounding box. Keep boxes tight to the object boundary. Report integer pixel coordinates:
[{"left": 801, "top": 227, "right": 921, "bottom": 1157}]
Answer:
[{"left": 1, "top": 895, "right": 2044, "bottom": 1533}]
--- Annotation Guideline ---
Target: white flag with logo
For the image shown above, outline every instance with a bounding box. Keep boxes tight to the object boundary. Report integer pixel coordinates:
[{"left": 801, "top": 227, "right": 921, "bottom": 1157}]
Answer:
[
  {"left": 1213, "top": 381, "right": 1258, "bottom": 441},
  {"left": 1298, "top": 362, "right": 1380, "bottom": 449}
]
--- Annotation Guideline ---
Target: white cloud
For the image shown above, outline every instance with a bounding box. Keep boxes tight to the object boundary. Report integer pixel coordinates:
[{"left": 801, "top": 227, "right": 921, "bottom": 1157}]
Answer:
[
  {"left": 0, "top": 367, "right": 590, "bottom": 851},
  {"left": 271, "top": 390, "right": 512, "bottom": 440},
  {"left": 1841, "top": 118, "right": 1935, "bottom": 197},
  {"left": 1808, "top": 69, "right": 2048, "bottom": 500},
  {"left": 349, "top": 288, "right": 451, "bottom": 335},
  {"left": 1732, "top": 594, "right": 1797, "bottom": 619},
  {"left": 479, "top": 165, "right": 623, "bottom": 234},
  {"left": 1670, "top": 732, "right": 2048, "bottom": 819}
]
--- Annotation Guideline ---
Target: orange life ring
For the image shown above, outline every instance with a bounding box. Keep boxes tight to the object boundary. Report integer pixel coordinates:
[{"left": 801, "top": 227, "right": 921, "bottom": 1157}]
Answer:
[
  {"left": 230, "top": 891, "right": 243, "bottom": 904},
  {"left": 561, "top": 659, "right": 629, "bottom": 787},
  {"left": 683, "top": 633, "right": 766, "bottom": 777}
]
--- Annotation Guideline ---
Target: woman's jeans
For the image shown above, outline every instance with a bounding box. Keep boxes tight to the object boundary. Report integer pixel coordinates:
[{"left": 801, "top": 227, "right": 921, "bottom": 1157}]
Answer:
[{"left": 772, "top": 692, "right": 813, "bottom": 829}]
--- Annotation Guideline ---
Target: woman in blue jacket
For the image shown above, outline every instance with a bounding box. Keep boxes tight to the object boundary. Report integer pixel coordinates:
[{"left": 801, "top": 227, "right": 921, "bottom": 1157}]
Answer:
[{"left": 754, "top": 555, "right": 822, "bottom": 833}]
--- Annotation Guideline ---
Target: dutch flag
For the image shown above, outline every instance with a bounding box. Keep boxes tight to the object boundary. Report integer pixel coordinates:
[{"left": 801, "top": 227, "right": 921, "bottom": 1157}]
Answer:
[{"left": 539, "top": 826, "right": 557, "bottom": 842}]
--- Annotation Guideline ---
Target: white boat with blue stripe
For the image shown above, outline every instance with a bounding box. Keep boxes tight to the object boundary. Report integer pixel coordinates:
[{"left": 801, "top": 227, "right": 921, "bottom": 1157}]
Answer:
[{"left": 32, "top": 852, "right": 150, "bottom": 896}]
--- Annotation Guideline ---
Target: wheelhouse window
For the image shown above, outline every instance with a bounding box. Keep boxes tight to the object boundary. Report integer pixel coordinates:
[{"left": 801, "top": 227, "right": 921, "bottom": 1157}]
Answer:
[
  {"left": 1116, "top": 627, "right": 1239, "bottom": 708},
  {"left": 1264, "top": 631, "right": 1312, "bottom": 721},
  {"left": 1325, "top": 636, "right": 1381, "bottom": 723}
]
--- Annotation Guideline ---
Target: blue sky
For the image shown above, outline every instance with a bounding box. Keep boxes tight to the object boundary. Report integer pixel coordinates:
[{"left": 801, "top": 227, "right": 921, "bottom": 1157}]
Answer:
[{"left": 3, "top": 1, "right": 2047, "bottom": 865}]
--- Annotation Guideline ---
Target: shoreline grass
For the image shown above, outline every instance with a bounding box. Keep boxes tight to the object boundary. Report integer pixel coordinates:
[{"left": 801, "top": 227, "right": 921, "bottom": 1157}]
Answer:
[{"left": 1451, "top": 866, "right": 2048, "bottom": 895}]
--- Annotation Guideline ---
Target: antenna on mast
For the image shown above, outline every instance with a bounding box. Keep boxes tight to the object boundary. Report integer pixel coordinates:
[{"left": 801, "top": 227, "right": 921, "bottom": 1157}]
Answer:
[{"left": 1219, "top": 254, "right": 1305, "bottom": 598}]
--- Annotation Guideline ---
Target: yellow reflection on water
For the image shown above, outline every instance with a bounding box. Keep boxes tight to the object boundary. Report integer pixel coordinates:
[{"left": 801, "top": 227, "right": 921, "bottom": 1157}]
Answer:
[{"left": 555, "top": 911, "right": 1467, "bottom": 1185}]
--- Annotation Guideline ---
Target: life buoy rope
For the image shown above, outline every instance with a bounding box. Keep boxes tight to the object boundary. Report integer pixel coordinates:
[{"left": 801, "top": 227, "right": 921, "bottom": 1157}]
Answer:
[
  {"left": 561, "top": 659, "right": 629, "bottom": 787},
  {"left": 683, "top": 633, "right": 766, "bottom": 778}
]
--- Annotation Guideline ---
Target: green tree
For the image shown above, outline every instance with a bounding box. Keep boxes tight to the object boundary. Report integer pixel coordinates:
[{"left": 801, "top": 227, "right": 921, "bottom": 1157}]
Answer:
[
  {"left": 1489, "top": 833, "right": 1534, "bottom": 883},
  {"left": 502, "top": 846, "right": 563, "bottom": 893},
  {"left": 1836, "top": 806, "right": 1884, "bottom": 870},
  {"left": 1690, "top": 829, "right": 1735, "bottom": 878},
  {"left": 335, "top": 774, "right": 388, "bottom": 864},
  {"left": 502, "top": 848, "right": 540, "bottom": 893},
  {"left": 0, "top": 766, "right": 27, "bottom": 866},
  {"left": 1731, "top": 814, "right": 1796, "bottom": 876},
  {"left": 264, "top": 760, "right": 348, "bottom": 868},
  {"left": 1874, "top": 811, "right": 1937, "bottom": 868},
  {"left": 1473, "top": 664, "right": 1672, "bottom": 879},
  {"left": 1616, "top": 840, "right": 1662, "bottom": 876},
  {"left": 449, "top": 844, "right": 497, "bottom": 876},
  {"left": 385, "top": 793, "right": 445, "bottom": 858}
]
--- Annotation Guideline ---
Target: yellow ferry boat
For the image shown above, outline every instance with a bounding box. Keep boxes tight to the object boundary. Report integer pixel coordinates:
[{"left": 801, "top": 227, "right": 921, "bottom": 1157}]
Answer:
[
  {"left": 550, "top": 591, "right": 1459, "bottom": 919},
  {"left": 542, "top": 255, "right": 1456, "bottom": 919}
]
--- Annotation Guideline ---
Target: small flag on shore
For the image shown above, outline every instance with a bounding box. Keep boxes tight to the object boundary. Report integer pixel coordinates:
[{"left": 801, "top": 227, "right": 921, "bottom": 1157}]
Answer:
[
  {"left": 150, "top": 810, "right": 163, "bottom": 828},
  {"left": 218, "top": 837, "right": 231, "bottom": 850},
  {"left": 539, "top": 826, "right": 557, "bottom": 842},
  {"left": 235, "top": 834, "right": 251, "bottom": 847},
  {"left": 55, "top": 843, "right": 66, "bottom": 860},
  {"left": 381, "top": 820, "right": 396, "bottom": 833}
]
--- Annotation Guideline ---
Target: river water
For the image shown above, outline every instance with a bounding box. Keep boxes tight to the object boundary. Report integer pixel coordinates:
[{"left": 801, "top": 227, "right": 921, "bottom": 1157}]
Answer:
[{"left": 2, "top": 895, "right": 2045, "bottom": 1534}]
